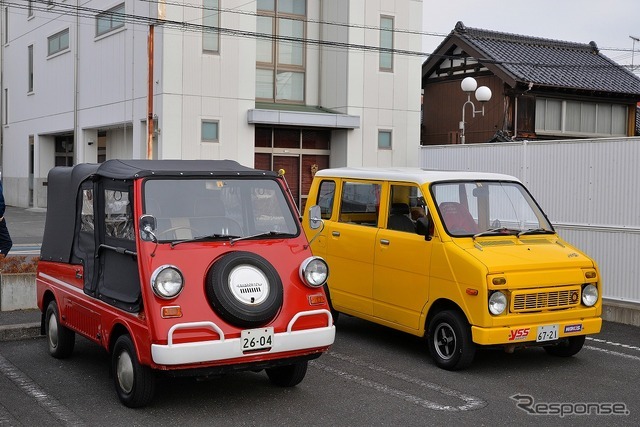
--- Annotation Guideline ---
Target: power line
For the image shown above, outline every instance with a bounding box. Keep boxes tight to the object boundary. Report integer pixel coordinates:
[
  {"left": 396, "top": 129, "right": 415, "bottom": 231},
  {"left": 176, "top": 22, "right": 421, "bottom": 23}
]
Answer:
[
  {"left": 5, "top": 0, "right": 639, "bottom": 72},
  {"left": 138, "top": 0, "right": 447, "bottom": 39}
]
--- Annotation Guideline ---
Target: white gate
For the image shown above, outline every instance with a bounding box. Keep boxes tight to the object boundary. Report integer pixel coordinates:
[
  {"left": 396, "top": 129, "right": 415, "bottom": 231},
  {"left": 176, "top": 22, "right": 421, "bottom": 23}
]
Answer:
[{"left": 420, "top": 137, "right": 640, "bottom": 305}]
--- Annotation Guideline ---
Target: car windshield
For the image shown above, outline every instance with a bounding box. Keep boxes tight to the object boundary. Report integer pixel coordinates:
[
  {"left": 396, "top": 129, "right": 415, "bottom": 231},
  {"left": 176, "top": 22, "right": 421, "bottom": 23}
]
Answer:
[
  {"left": 431, "top": 181, "right": 553, "bottom": 237},
  {"left": 143, "top": 178, "right": 298, "bottom": 242}
]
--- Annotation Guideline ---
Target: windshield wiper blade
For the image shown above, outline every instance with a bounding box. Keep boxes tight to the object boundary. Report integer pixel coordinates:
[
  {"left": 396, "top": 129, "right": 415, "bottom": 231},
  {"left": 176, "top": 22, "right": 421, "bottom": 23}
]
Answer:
[
  {"left": 517, "top": 228, "right": 555, "bottom": 237},
  {"left": 230, "top": 231, "right": 294, "bottom": 245},
  {"left": 170, "top": 233, "right": 240, "bottom": 248},
  {"left": 473, "top": 227, "right": 518, "bottom": 239}
]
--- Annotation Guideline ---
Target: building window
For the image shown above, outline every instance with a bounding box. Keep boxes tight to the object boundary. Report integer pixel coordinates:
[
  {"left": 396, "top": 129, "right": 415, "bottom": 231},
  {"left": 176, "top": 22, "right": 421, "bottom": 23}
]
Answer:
[
  {"left": 378, "top": 130, "right": 392, "bottom": 149},
  {"left": 535, "top": 98, "right": 627, "bottom": 137},
  {"left": 55, "top": 136, "right": 74, "bottom": 166},
  {"left": 202, "top": 120, "right": 219, "bottom": 142},
  {"left": 96, "top": 3, "right": 125, "bottom": 37},
  {"left": 28, "top": 1, "right": 33, "bottom": 18},
  {"left": 28, "top": 45, "right": 34, "bottom": 92},
  {"left": 379, "top": 16, "right": 394, "bottom": 71},
  {"left": 203, "top": 0, "right": 219, "bottom": 52},
  {"left": 48, "top": 28, "right": 69, "bottom": 56},
  {"left": 256, "top": 0, "right": 306, "bottom": 103}
]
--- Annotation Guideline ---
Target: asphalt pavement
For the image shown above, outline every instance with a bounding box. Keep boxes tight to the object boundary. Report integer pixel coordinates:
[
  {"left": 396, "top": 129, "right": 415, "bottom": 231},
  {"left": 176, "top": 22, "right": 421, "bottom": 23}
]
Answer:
[{"left": 0, "top": 206, "right": 47, "bottom": 341}]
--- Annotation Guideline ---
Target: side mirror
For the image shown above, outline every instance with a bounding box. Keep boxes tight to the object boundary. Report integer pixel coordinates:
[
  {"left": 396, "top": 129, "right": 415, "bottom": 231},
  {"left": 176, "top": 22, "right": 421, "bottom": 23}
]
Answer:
[
  {"left": 309, "top": 205, "right": 323, "bottom": 230},
  {"left": 139, "top": 214, "right": 157, "bottom": 242},
  {"left": 416, "top": 216, "right": 432, "bottom": 241},
  {"left": 305, "top": 205, "right": 325, "bottom": 249}
]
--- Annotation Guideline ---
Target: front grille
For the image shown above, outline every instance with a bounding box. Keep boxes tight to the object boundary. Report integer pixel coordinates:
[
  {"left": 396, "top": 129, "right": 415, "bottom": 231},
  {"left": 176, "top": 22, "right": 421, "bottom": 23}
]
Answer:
[{"left": 511, "top": 286, "right": 581, "bottom": 313}]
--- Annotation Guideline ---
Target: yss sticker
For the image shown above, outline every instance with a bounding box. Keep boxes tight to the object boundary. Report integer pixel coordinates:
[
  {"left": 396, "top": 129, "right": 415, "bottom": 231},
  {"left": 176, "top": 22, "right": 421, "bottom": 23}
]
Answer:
[{"left": 508, "top": 327, "right": 530, "bottom": 341}]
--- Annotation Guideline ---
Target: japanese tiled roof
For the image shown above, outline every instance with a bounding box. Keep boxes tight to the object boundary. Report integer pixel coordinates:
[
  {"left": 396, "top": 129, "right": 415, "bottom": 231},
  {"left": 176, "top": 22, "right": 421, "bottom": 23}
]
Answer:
[{"left": 436, "top": 22, "right": 640, "bottom": 96}]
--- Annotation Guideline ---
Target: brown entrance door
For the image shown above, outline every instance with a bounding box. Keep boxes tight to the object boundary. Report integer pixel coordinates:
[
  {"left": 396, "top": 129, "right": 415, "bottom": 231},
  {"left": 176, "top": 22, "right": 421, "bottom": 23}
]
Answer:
[{"left": 273, "top": 155, "right": 300, "bottom": 210}]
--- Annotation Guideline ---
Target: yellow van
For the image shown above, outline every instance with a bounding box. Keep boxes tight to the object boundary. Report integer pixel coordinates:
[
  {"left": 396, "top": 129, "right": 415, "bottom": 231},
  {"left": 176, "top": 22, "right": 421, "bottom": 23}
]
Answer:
[{"left": 302, "top": 167, "right": 601, "bottom": 370}]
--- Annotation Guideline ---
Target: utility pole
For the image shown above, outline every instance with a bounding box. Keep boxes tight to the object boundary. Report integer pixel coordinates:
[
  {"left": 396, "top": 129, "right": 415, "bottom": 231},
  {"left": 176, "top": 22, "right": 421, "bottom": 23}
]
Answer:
[
  {"left": 147, "top": 1, "right": 166, "bottom": 160},
  {"left": 147, "top": 24, "right": 154, "bottom": 160}
]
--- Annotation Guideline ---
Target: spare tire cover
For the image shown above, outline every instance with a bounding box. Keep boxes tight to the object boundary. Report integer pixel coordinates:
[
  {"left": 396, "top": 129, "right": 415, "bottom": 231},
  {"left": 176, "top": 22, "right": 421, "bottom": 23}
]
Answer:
[{"left": 206, "top": 251, "right": 284, "bottom": 328}]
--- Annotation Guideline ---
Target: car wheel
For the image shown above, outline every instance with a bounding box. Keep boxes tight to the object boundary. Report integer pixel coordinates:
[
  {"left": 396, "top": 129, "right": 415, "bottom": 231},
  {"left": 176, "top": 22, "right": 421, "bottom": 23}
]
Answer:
[
  {"left": 45, "top": 300, "right": 75, "bottom": 359},
  {"left": 427, "top": 310, "right": 475, "bottom": 370},
  {"left": 112, "top": 335, "right": 155, "bottom": 408},
  {"left": 206, "top": 251, "right": 284, "bottom": 328},
  {"left": 543, "top": 335, "right": 586, "bottom": 357},
  {"left": 266, "top": 361, "right": 308, "bottom": 387}
]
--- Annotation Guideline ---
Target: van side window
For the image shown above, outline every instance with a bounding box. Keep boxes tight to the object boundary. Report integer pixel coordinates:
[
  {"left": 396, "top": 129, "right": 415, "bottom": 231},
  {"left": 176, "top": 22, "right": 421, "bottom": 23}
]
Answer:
[
  {"left": 317, "top": 180, "right": 336, "bottom": 219},
  {"left": 388, "top": 184, "right": 426, "bottom": 233},
  {"left": 105, "top": 189, "right": 134, "bottom": 240},
  {"left": 339, "top": 181, "right": 381, "bottom": 227}
]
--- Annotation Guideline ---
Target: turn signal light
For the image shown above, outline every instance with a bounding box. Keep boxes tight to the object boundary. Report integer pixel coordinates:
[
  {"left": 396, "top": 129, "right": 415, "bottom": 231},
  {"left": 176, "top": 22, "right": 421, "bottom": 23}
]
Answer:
[
  {"left": 161, "top": 306, "right": 182, "bottom": 318},
  {"left": 585, "top": 271, "right": 596, "bottom": 279},
  {"left": 492, "top": 277, "right": 507, "bottom": 286},
  {"left": 308, "top": 294, "right": 326, "bottom": 305},
  {"left": 466, "top": 288, "right": 479, "bottom": 296}
]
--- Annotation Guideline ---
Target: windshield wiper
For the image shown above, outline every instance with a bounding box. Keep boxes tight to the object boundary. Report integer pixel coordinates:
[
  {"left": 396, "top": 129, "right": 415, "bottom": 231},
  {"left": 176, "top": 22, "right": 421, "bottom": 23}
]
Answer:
[
  {"left": 473, "top": 227, "right": 519, "bottom": 239},
  {"left": 517, "top": 228, "right": 555, "bottom": 237},
  {"left": 170, "top": 233, "right": 241, "bottom": 248},
  {"left": 230, "top": 231, "right": 294, "bottom": 245}
]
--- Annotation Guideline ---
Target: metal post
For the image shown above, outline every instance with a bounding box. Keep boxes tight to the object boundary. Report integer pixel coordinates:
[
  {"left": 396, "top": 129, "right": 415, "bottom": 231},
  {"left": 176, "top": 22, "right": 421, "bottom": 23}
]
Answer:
[
  {"left": 147, "top": 25, "right": 154, "bottom": 160},
  {"left": 631, "top": 36, "right": 639, "bottom": 74}
]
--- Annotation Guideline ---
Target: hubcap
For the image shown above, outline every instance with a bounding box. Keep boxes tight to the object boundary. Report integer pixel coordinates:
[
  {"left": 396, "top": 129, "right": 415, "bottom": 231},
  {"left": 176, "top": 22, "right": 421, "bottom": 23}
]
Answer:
[
  {"left": 116, "top": 350, "right": 135, "bottom": 394},
  {"left": 48, "top": 313, "right": 58, "bottom": 349},
  {"left": 433, "top": 323, "right": 457, "bottom": 360}
]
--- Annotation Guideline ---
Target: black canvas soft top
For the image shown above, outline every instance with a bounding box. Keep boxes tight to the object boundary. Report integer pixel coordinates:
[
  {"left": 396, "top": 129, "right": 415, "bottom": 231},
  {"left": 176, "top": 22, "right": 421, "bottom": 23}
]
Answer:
[
  {"left": 91, "top": 159, "right": 276, "bottom": 179},
  {"left": 40, "top": 159, "right": 277, "bottom": 263}
]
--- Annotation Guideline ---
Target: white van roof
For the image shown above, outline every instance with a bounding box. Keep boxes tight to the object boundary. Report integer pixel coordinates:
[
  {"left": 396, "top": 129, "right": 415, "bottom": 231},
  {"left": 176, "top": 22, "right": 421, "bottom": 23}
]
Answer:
[{"left": 313, "top": 167, "right": 520, "bottom": 185}]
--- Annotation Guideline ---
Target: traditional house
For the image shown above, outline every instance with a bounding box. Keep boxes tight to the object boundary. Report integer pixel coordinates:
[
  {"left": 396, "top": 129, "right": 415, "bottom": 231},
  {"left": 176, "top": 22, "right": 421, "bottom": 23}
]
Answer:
[{"left": 421, "top": 21, "right": 640, "bottom": 145}]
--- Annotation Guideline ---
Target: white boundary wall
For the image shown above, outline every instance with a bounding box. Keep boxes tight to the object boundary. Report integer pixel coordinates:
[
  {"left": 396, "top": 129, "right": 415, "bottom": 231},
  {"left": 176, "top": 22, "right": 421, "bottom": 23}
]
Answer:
[{"left": 420, "top": 137, "right": 640, "bottom": 304}]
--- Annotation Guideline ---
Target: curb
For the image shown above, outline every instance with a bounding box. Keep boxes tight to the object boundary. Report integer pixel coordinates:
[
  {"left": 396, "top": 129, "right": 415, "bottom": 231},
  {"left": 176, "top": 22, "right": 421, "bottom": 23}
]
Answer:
[{"left": 0, "top": 322, "right": 42, "bottom": 341}]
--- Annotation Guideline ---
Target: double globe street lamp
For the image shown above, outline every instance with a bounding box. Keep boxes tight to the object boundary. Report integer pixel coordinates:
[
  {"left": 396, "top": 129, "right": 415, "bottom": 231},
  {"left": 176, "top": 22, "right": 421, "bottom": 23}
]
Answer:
[{"left": 459, "top": 76, "right": 492, "bottom": 144}]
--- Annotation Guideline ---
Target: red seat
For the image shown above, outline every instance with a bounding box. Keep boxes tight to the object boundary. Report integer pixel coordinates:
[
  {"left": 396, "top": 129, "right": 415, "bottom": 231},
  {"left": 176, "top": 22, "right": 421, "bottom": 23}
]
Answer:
[{"left": 439, "top": 202, "right": 478, "bottom": 234}]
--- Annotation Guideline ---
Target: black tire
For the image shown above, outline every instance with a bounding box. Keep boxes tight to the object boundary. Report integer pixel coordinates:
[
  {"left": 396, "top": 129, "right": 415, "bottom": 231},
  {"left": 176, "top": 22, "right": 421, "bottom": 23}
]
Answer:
[
  {"left": 323, "top": 284, "right": 339, "bottom": 325},
  {"left": 112, "top": 335, "right": 155, "bottom": 408},
  {"left": 266, "top": 361, "right": 308, "bottom": 387},
  {"left": 427, "top": 310, "right": 475, "bottom": 370},
  {"left": 543, "top": 335, "right": 586, "bottom": 357},
  {"left": 206, "top": 251, "right": 284, "bottom": 328},
  {"left": 45, "top": 300, "right": 75, "bottom": 359}
]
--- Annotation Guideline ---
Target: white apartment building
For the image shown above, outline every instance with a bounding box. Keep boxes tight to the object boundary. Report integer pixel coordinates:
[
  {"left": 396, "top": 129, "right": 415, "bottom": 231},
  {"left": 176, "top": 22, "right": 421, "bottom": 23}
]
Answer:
[{"left": 1, "top": 0, "right": 423, "bottom": 209}]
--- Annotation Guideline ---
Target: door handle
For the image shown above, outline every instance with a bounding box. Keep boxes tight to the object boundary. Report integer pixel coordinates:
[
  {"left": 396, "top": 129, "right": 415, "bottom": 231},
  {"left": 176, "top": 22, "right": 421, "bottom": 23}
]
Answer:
[
  {"left": 380, "top": 239, "right": 390, "bottom": 246},
  {"left": 332, "top": 231, "right": 341, "bottom": 237}
]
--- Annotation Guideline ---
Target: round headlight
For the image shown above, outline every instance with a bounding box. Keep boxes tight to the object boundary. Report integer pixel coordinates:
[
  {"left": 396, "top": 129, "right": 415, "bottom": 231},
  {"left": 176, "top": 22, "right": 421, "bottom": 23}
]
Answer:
[
  {"left": 488, "top": 291, "right": 507, "bottom": 315},
  {"left": 299, "top": 257, "right": 329, "bottom": 288},
  {"left": 582, "top": 284, "right": 598, "bottom": 307},
  {"left": 151, "top": 265, "right": 184, "bottom": 299}
]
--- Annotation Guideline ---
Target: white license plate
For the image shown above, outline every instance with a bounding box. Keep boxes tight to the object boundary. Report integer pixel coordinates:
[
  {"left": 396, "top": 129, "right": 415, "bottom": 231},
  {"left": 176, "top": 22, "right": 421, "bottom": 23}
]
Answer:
[
  {"left": 536, "top": 324, "right": 559, "bottom": 342},
  {"left": 241, "top": 327, "right": 274, "bottom": 351}
]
